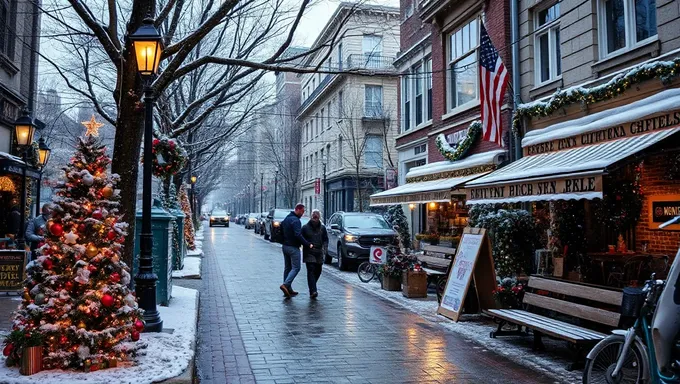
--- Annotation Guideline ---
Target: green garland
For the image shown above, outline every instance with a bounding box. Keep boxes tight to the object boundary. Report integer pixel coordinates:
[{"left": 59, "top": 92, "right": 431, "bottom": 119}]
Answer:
[
  {"left": 595, "top": 163, "right": 644, "bottom": 234},
  {"left": 513, "top": 57, "right": 680, "bottom": 133},
  {"left": 435, "top": 121, "right": 482, "bottom": 161}
]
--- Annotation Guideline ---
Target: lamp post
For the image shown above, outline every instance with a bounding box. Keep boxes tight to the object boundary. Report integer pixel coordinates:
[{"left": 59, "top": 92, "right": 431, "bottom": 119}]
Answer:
[
  {"left": 252, "top": 180, "right": 256, "bottom": 213},
  {"left": 13, "top": 109, "right": 37, "bottom": 250},
  {"left": 130, "top": 16, "right": 164, "bottom": 333},
  {"left": 190, "top": 174, "right": 197, "bottom": 220},
  {"left": 34, "top": 137, "right": 51, "bottom": 216},
  {"left": 260, "top": 173, "right": 263, "bottom": 213},
  {"left": 322, "top": 157, "right": 327, "bottom": 222},
  {"left": 274, "top": 170, "right": 278, "bottom": 209},
  {"left": 409, "top": 203, "right": 416, "bottom": 245}
]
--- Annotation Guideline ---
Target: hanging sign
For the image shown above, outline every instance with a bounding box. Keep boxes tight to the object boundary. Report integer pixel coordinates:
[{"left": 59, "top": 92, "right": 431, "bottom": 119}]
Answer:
[
  {"left": 649, "top": 194, "right": 680, "bottom": 230},
  {"left": 314, "top": 178, "right": 320, "bottom": 195},
  {"left": 0, "top": 250, "right": 27, "bottom": 291},
  {"left": 438, "top": 227, "right": 496, "bottom": 322},
  {"left": 369, "top": 246, "right": 387, "bottom": 264}
]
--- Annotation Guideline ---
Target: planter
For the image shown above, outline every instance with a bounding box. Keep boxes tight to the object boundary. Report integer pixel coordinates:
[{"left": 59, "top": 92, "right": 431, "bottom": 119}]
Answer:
[
  {"left": 382, "top": 275, "right": 401, "bottom": 291},
  {"left": 20, "top": 346, "right": 42, "bottom": 375},
  {"left": 402, "top": 270, "right": 428, "bottom": 298}
]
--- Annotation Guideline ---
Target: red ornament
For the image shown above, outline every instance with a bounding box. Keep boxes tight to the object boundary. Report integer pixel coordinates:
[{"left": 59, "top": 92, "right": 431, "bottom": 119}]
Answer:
[
  {"left": 168, "top": 141, "right": 175, "bottom": 149},
  {"left": 65, "top": 281, "right": 74, "bottom": 291},
  {"left": 131, "top": 330, "right": 140, "bottom": 341},
  {"left": 78, "top": 224, "right": 86, "bottom": 233},
  {"left": 153, "top": 139, "right": 160, "bottom": 145},
  {"left": 134, "top": 319, "right": 144, "bottom": 332},
  {"left": 87, "top": 264, "right": 97, "bottom": 273},
  {"left": 110, "top": 273, "right": 120, "bottom": 283},
  {"left": 107, "top": 231, "right": 116, "bottom": 241},
  {"left": 60, "top": 335, "right": 68, "bottom": 344},
  {"left": 43, "top": 258, "right": 53, "bottom": 270},
  {"left": 92, "top": 210, "right": 103, "bottom": 220},
  {"left": 90, "top": 364, "right": 100, "bottom": 372},
  {"left": 101, "top": 294, "right": 114, "bottom": 307},
  {"left": 50, "top": 223, "right": 64, "bottom": 237},
  {"left": 3, "top": 343, "right": 13, "bottom": 356}
]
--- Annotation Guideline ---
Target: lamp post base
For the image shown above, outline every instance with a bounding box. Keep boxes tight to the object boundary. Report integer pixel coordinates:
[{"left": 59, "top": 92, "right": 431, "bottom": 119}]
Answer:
[{"left": 134, "top": 272, "right": 163, "bottom": 332}]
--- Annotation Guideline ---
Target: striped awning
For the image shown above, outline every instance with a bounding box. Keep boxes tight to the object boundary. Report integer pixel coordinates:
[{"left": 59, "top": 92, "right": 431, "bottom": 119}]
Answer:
[{"left": 369, "top": 173, "right": 489, "bottom": 206}]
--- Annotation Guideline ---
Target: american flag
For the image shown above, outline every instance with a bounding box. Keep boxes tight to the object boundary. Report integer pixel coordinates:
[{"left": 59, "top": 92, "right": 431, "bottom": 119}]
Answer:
[{"left": 479, "top": 23, "right": 509, "bottom": 146}]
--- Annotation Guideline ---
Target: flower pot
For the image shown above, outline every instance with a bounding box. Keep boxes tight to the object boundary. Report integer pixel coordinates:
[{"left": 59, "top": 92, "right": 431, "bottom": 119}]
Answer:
[
  {"left": 382, "top": 275, "right": 401, "bottom": 291},
  {"left": 20, "top": 346, "right": 42, "bottom": 375},
  {"left": 402, "top": 270, "right": 427, "bottom": 298}
]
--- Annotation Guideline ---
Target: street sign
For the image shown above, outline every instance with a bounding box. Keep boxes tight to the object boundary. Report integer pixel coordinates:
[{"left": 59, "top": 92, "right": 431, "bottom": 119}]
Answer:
[
  {"left": 314, "top": 178, "right": 320, "bottom": 195},
  {"left": 369, "top": 246, "right": 386, "bottom": 264}
]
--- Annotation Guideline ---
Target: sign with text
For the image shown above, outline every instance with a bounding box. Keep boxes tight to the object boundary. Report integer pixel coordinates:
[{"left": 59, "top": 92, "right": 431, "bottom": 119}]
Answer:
[
  {"left": 438, "top": 228, "right": 496, "bottom": 322},
  {"left": 524, "top": 110, "right": 680, "bottom": 156},
  {"left": 370, "top": 190, "right": 451, "bottom": 206},
  {"left": 314, "top": 178, "right": 320, "bottom": 195},
  {"left": 370, "top": 246, "right": 387, "bottom": 264},
  {"left": 649, "top": 195, "right": 680, "bottom": 230},
  {"left": 0, "top": 251, "right": 27, "bottom": 291},
  {"left": 466, "top": 174, "right": 602, "bottom": 203},
  {"left": 446, "top": 128, "right": 469, "bottom": 146}
]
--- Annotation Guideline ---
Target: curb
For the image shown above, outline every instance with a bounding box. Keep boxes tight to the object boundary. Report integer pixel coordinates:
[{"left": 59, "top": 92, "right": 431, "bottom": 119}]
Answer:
[{"left": 159, "top": 291, "right": 200, "bottom": 384}]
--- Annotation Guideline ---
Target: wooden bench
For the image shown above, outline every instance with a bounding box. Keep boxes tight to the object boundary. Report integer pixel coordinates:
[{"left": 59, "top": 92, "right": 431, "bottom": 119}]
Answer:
[
  {"left": 418, "top": 245, "right": 456, "bottom": 303},
  {"left": 484, "top": 275, "right": 623, "bottom": 370}
]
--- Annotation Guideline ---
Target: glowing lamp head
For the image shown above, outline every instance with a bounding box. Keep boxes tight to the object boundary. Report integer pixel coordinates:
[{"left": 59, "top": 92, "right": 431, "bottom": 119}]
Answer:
[
  {"left": 37, "top": 137, "right": 51, "bottom": 167},
  {"left": 14, "top": 110, "right": 36, "bottom": 146},
  {"left": 408, "top": 203, "right": 416, "bottom": 211},
  {"left": 190, "top": 175, "right": 197, "bottom": 184},
  {"left": 130, "top": 17, "right": 164, "bottom": 77},
  {"left": 429, "top": 202, "right": 437, "bottom": 209}
]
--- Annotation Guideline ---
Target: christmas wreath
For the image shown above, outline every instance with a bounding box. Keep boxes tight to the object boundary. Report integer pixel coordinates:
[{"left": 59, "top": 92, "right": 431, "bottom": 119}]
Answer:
[
  {"left": 596, "top": 166, "right": 643, "bottom": 233},
  {"left": 148, "top": 137, "right": 187, "bottom": 178},
  {"left": 435, "top": 121, "right": 481, "bottom": 162}
]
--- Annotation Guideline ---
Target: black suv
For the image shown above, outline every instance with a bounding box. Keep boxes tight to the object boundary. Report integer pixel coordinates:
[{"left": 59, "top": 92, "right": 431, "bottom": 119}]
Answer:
[
  {"left": 265, "top": 208, "right": 291, "bottom": 243},
  {"left": 326, "top": 212, "right": 397, "bottom": 270}
]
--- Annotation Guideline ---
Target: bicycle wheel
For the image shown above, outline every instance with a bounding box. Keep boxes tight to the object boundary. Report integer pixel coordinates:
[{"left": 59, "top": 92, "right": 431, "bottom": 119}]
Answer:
[
  {"left": 357, "top": 262, "right": 375, "bottom": 283},
  {"left": 583, "top": 335, "right": 645, "bottom": 384}
]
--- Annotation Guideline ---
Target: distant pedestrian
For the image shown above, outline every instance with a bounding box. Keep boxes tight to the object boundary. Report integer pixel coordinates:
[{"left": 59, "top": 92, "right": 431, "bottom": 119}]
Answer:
[
  {"left": 301, "top": 210, "right": 328, "bottom": 298},
  {"left": 280, "top": 203, "right": 312, "bottom": 298},
  {"left": 25, "top": 204, "right": 52, "bottom": 259}
]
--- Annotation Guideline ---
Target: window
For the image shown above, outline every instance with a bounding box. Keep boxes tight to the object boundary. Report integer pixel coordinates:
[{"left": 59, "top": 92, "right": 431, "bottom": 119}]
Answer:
[
  {"left": 0, "top": 0, "right": 14, "bottom": 58},
  {"left": 320, "top": 108, "right": 325, "bottom": 130},
  {"left": 365, "top": 85, "right": 383, "bottom": 118},
  {"left": 535, "top": 3, "right": 561, "bottom": 84},
  {"left": 404, "top": 1, "right": 414, "bottom": 19},
  {"left": 447, "top": 18, "right": 479, "bottom": 111},
  {"left": 425, "top": 58, "right": 432, "bottom": 120},
  {"left": 338, "top": 42, "right": 343, "bottom": 70},
  {"left": 402, "top": 74, "right": 411, "bottom": 131},
  {"left": 362, "top": 35, "right": 383, "bottom": 68},
  {"left": 364, "top": 136, "right": 383, "bottom": 168},
  {"left": 327, "top": 102, "right": 332, "bottom": 127},
  {"left": 315, "top": 114, "right": 319, "bottom": 136},
  {"left": 414, "top": 143, "right": 426, "bottom": 155},
  {"left": 414, "top": 65, "right": 423, "bottom": 125},
  {"left": 338, "top": 136, "right": 343, "bottom": 168},
  {"left": 599, "top": 0, "right": 657, "bottom": 57},
  {"left": 338, "top": 91, "right": 343, "bottom": 117},
  {"left": 305, "top": 122, "right": 309, "bottom": 142}
]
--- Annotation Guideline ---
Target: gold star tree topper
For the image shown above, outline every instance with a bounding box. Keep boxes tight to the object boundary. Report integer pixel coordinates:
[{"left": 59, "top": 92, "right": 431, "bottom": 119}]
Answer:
[{"left": 82, "top": 115, "right": 104, "bottom": 137}]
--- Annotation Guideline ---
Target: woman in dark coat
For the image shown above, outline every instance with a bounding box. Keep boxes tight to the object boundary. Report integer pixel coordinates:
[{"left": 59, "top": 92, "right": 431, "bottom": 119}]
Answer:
[{"left": 301, "top": 210, "right": 328, "bottom": 298}]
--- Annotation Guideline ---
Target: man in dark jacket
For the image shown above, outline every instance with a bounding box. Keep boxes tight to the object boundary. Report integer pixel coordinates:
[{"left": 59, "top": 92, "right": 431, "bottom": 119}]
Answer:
[
  {"left": 280, "top": 203, "right": 312, "bottom": 298},
  {"left": 302, "top": 210, "right": 328, "bottom": 298}
]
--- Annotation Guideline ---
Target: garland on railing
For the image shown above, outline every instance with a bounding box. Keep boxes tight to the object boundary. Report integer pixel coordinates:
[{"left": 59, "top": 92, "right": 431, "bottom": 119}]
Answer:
[
  {"left": 512, "top": 57, "right": 680, "bottom": 133},
  {"left": 435, "top": 121, "right": 482, "bottom": 161}
]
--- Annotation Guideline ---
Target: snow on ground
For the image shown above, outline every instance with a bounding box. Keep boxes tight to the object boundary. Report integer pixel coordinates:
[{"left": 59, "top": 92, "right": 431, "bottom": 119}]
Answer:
[
  {"left": 0, "top": 287, "right": 199, "bottom": 384},
  {"left": 186, "top": 249, "right": 203, "bottom": 257},
  {"left": 172, "top": 257, "right": 201, "bottom": 279},
  {"left": 322, "top": 265, "right": 581, "bottom": 384}
]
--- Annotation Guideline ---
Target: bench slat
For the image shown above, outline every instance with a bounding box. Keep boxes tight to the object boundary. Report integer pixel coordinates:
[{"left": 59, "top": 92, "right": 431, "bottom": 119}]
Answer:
[
  {"left": 418, "top": 255, "right": 450, "bottom": 266},
  {"left": 523, "top": 293, "right": 620, "bottom": 327},
  {"left": 422, "top": 245, "right": 457, "bottom": 256},
  {"left": 485, "top": 309, "right": 606, "bottom": 343},
  {"left": 528, "top": 276, "right": 623, "bottom": 306},
  {"left": 490, "top": 309, "right": 605, "bottom": 340},
  {"left": 421, "top": 267, "right": 446, "bottom": 276}
]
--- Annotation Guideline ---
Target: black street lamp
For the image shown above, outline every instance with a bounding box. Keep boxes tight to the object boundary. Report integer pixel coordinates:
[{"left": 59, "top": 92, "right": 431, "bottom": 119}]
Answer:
[
  {"left": 252, "top": 180, "right": 256, "bottom": 213},
  {"left": 35, "top": 137, "right": 51, "bottom": 217},
  {"left": 190, "top": 174, "right": 197, "bottom": 220},
  {"left": 13, "top": 109, "right": 36, "bottom": 250},
  {"left": 260, "top": 173, "right": 263, "bottom": 213},
  {"left": 274, "top": 170, "right": 278, "bottom": 209},
  {"left": 130, "top": 16, "right": 164, "bottom": 333},
  {"left": 322, "top": 154, "right": 328, "bottom": 222}
]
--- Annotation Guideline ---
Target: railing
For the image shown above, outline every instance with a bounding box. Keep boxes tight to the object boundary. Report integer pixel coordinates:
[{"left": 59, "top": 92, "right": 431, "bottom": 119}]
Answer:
[{"left": 346, "top": 54, "right": 396, "bottom": 71}]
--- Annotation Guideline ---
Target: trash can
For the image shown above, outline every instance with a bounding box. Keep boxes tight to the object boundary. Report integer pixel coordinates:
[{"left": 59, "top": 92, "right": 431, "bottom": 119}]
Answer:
[
  {"left": 133, "top": 198, "right": 174, "bottom": 306},
  {"left": 169, "top": 207, "right": 186, "bottom": 271}
]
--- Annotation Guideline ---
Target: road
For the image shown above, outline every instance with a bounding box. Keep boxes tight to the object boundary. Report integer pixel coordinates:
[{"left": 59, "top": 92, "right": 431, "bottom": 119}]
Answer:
[{"left": 195, "top": 224, "right": 556, "bottom": 384}]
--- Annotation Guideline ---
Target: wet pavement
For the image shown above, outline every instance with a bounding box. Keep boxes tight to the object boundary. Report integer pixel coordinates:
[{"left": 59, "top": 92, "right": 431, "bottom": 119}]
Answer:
[{"left": 195, "top": 224, "right": 556, "bottom": 384}]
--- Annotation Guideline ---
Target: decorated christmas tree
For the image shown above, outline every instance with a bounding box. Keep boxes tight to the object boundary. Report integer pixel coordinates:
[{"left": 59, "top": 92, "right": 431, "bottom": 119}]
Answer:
[
  {"left": 179, "top": 185, "right": 196, "bottom": 250},
  {"left": 7, "top": 121, "right": 144, "bottom": 371},
  {"left": 384, "top": 205, "right": 411, "bottom": 250}
]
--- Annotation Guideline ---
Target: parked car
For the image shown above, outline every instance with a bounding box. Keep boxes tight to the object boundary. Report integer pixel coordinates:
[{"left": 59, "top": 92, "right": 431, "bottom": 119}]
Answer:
[
  {"left": 209, "top": 210, "right": 230, "bottom": 227},
  {"left": 326, "top": 212, "right": 397, "bottom": 271},
  {"left": 245, "top": 213, "right": 259, "bottom": 229},
  {"left": 256, "top": 212, "right": 268, "bottom": 236},
  {"left": 264, "top": 208, "right": 292, "bottom": 242}
]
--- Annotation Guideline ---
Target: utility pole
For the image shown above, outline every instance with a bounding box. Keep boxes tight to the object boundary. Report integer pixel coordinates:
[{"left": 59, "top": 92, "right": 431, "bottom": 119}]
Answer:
[
  {"left": 274, "top": 170, "right": 278, "bottom": 209},
  {"left": 322, "top": 162, "right": 327, "bottom": 222},
  {"left": 252, "top": 180, "right": 256, "bottom": 213},
  {"left": 260, "top": 173, "right": 264, "bottom": 213}
]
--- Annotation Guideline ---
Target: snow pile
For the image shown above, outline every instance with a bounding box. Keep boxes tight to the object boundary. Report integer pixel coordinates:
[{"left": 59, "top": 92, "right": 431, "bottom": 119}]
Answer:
[
  {"left": 0, "top": 286, "right": 199, "bottom": 384},
  {"left": 172, "top": 257, "right": 201, "bottom": 279},
  {"left": 322, "top": 266, "right": 581, "bottom": 384}
]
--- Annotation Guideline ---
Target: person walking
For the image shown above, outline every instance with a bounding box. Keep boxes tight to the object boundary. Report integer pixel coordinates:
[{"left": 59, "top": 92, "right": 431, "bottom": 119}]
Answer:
[
  {"left": 301, "top": 210, "right": 328, "bottom": 298},
  {"left": 280, "top": 203, "right": 312, "bottom": 298},
  {"left": 25, "top": 204, "right": 52, "bottom": 259}
]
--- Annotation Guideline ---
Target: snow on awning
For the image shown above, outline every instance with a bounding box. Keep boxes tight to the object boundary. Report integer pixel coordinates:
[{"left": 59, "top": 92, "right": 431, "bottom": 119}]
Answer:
[
  {"left": 405, "top": 150, "right": 506, "bottom": 181},
  {"left": 370, "top": 173, "right": 490, "bottom": 206},
  {"left": 0, "top": 151, "right": 41, "bottom": 179},
  {"left": 465, "top": 127, "right": 680, "bottom": 205}
]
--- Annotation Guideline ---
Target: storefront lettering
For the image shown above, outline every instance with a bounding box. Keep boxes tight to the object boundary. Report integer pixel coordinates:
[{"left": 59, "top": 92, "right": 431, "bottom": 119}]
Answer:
[
  {"left": 468, "top": 186, "right": 505, "bottom": 200},
  {"left": 466, "top": 175, "right": 602, "bottom": 202},
  {"left": 562, "top": 177, "right": 597, "bottom": 193},
  {"left": 523, "top": 110, "right": 680, "bottom": 156}
]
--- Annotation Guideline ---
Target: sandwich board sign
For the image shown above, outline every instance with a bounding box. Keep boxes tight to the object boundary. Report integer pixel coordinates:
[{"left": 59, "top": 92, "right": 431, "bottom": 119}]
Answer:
[{"left": 437, "top": 227, "right": 496, "bottom": 322}]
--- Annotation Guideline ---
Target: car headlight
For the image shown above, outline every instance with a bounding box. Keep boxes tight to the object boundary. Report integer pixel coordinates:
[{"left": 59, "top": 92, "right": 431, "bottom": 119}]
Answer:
[
  {"left": 273, "top": 221, "right": 280, "bottom": 227},
  {"left": 344, "top": 234, "right": 358, "bottom": 242}
]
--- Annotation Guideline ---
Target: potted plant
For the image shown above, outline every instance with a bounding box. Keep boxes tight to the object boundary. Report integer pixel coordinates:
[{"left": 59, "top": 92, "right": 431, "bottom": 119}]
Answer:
[
  {"left": 378, "top": 256, "right": 405, "bottom": 291},
  {"left": 4, "top": 330, "right": 44, "bottom": 375},
  {"left": 492, "top": 277, "right": 525, "bottom": 309},
  {"left": 401, "top": 255, "right": 427, "bottom": 298}
]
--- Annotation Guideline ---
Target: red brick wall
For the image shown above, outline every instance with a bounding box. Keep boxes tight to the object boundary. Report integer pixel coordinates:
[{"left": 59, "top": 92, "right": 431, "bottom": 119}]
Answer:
[
  {"left": 635, "top": 154, "right": 680, "bottom": 254},
  {"left": 400, "top": 0, "right": 432, "bottom": 51}
]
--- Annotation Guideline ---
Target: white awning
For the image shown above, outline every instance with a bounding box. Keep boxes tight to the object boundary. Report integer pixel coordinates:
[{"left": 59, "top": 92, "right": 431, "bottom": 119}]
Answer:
[
  {"left": 405, "top": 150, "right": 506, "bottom": 180},
  {"left": 370, "top": 173, "right": 489, "bottom": 206},
  {"left": 466, "top": 128, "right": 680, "bottom": 204}
]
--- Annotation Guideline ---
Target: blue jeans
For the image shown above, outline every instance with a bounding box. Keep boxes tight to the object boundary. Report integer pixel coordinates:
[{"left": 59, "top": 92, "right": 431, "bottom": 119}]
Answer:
[{"left": 282, "top": 245, "right": 301, "bottom": 288}]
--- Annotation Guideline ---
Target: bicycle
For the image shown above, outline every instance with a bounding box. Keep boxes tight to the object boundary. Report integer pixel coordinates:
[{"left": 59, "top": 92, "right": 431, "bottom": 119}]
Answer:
[{"left": 357, "top": 261, "right": 382, "bottom": 283}]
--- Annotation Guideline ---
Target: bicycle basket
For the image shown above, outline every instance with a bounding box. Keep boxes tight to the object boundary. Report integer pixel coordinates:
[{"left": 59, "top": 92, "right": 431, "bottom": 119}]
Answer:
[{"left": 621, "top": 287, "right": 645, "bottom": 318}]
